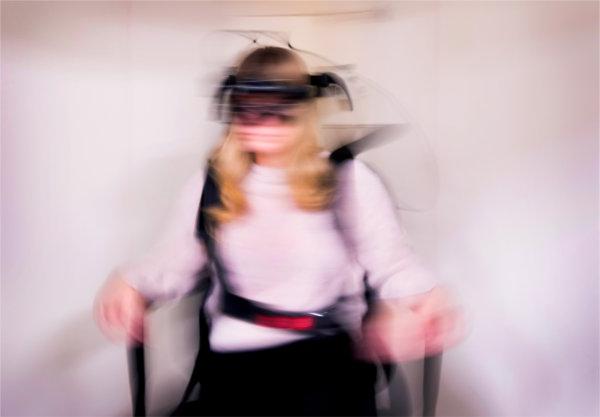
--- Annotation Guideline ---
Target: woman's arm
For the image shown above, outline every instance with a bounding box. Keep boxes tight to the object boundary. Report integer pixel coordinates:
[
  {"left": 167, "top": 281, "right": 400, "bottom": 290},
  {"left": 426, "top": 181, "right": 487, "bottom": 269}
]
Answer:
[
  {"left": 94, "top": 168, "right": 209, "bottom": 343},
  {"left": 337, "top": 158, "right": 437, "bottom": 298},
  {"left": 112, "top": 168, "right": 209, "bottom": 303},
  {"left": 338, "top": 159, "right": 465, "bottom": 360}
]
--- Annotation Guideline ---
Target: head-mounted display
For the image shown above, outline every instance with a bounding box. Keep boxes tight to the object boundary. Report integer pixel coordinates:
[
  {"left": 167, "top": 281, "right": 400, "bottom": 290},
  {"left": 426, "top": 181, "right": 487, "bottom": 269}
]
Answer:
[{"left": 213, "top": 72, "right": 354, "bottom": 123}]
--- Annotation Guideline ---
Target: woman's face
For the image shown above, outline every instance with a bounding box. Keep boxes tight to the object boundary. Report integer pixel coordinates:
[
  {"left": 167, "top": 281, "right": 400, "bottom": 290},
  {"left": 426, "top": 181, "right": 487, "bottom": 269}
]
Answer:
[{"left": 230, "top": 93, "right": 307, "bottom": 156}]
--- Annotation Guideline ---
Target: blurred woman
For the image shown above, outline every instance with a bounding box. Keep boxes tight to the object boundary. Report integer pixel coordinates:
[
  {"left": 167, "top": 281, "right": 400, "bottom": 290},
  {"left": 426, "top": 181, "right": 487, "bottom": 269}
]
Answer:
[{"left": 94, "top": 46, "right": 464, "bottom": 416}]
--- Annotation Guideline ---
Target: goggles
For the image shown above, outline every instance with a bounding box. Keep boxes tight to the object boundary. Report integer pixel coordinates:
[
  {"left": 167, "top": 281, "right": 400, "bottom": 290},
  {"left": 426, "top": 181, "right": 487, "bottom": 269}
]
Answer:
[
  {"left": 213, "top": 73, "right": 353, "bottom": 123},
  {"left": 230, "top": 101, "right": 303, "bottom": 125},
  {"left": 229, "top": 88, "right": 306, "bottom": 125}
]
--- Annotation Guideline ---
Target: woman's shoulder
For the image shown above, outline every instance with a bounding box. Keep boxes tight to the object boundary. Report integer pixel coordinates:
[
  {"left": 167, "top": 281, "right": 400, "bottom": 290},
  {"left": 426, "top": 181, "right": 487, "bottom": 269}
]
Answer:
[
  {"left": 322, "top": 153, "right": 394, "bottom": 210},
  {"left": 319, "top": 149, "right": 384, "bottom": 189}
]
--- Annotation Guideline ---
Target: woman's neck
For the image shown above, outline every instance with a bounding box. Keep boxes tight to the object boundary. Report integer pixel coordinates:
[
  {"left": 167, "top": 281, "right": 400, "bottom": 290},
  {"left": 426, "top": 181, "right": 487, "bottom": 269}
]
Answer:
[{"left": 253, "top": 152, "right": 292, "bottom": 168}]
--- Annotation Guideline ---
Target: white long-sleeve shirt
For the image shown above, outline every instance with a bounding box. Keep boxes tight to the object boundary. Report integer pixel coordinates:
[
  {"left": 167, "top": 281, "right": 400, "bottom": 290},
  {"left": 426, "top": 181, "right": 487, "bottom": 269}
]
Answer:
[{"left": 114, "top": 156, "right": 437, "bottom": 351}]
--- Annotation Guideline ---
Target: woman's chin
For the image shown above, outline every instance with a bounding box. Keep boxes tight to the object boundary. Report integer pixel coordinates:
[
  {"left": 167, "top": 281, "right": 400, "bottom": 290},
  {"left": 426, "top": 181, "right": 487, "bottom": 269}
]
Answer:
[{"left": 239, "top": 141, "right": 287, "bottom": 154}]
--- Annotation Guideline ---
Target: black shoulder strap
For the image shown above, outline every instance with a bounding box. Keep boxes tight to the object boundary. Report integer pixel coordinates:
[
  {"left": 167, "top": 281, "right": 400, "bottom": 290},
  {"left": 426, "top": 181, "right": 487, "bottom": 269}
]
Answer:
[
  {"left": 194, "top": 164, "right": 232, "bottom": 294},
  {"left": 195, "top": 164, "right": 220, "bottom": 244}
]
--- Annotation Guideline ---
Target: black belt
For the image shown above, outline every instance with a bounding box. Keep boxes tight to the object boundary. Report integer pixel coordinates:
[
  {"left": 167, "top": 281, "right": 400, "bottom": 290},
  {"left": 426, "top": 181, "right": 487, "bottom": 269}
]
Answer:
[{"left": 221, "top": 290, "right": 343, "bottom": 333}]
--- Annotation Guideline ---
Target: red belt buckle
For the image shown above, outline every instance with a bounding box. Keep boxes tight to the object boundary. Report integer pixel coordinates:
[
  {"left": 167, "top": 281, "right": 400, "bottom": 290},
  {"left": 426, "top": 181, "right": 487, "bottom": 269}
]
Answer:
[{"left": 254, "top": 314, "right": 315, "bottom": 330}]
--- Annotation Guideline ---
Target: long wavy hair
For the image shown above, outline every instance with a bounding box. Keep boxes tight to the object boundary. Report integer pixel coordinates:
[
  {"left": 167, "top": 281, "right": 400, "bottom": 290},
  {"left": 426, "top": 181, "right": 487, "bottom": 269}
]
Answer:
[{"left": 206, "top": 46, "right": 336, "bottom": 225}]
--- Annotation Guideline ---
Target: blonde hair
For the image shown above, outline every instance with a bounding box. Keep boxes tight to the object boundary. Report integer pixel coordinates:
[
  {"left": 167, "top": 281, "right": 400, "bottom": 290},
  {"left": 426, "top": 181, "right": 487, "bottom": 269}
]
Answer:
[{"left": 206, "top": 47, "right": 336, "bottom": 225}]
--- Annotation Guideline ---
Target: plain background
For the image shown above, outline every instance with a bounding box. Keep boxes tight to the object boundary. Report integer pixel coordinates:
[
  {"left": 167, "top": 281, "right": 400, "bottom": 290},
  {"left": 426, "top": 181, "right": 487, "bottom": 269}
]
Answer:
[{"left": 2, "top": 1, "right": 598, "bottom": 416}]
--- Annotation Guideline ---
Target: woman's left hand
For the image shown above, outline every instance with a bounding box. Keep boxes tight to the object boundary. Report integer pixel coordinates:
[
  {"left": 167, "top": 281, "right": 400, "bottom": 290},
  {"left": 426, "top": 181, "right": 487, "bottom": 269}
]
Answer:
[{"left": 360, "top": 285, "right": 467, "bottom": 362}]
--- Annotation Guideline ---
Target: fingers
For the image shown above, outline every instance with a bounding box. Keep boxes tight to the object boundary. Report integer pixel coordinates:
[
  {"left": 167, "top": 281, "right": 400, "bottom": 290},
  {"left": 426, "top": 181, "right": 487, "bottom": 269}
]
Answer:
[
  {"left": 361, "top": 305, "right": 429, "bottom": 362},
  {"left": 416, "top": 285, "right": 457, "bottom": 317},
  {"left": 410, "top": 285, "right": 468, "bottom": 354},
  {"left": 360, "top": 286, "right": 468, "bottom": 362},
  {"left": 121, "top": 298, "right": 145, "bottom": 344},
  {"left": 94, "top": 300, "right": 126, "bottom": 343},
  {"left": 424, "top": 305, "right": 467, "bottom": 355},
  {"left": 93, "top": 279, "right": 147, "bottom": 344}
]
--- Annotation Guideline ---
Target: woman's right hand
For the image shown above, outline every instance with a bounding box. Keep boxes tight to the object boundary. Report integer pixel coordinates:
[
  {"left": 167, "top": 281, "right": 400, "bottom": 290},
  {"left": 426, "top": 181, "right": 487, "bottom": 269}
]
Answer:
[{"left": 93, "top": 273, "right": 148, "bottom": 345}]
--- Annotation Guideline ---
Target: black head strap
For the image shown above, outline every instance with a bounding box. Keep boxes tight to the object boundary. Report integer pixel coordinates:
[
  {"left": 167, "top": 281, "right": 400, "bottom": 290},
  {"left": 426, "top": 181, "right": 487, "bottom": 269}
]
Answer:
[{"left": 309, "top": 72, "right": 353, "bottom": 110}]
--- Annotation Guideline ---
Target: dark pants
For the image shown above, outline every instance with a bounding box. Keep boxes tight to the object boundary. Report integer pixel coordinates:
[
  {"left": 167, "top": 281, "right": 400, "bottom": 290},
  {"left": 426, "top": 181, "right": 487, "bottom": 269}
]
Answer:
[{"left": 172, "top": 332, "right": 378, "bottom": 416}]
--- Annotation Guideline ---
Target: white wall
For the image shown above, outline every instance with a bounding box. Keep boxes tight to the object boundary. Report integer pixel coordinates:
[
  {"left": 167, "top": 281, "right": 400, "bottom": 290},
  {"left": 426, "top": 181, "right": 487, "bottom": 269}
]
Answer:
[
  {"left": 434, "top": 2, "right": 598, "bottom": 416},
  {"left": 2, "top": 2, "right": 597, "bottom": 416}
]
